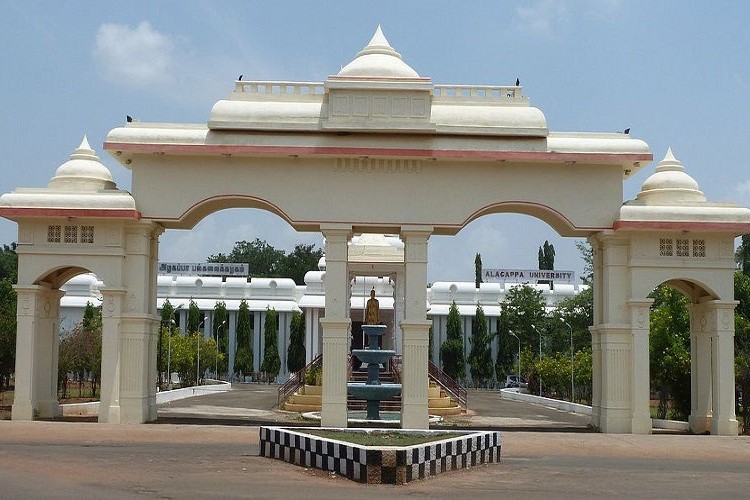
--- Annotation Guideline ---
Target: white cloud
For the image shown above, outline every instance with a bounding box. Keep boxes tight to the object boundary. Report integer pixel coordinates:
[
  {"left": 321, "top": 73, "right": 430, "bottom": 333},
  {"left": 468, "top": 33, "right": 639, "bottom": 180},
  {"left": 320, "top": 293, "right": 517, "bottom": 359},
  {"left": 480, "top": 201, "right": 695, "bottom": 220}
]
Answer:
[
  {"left": 730, "top": 180, "right": 750, "bottom": 206},
  {"left": 513, "top": 0, "right": 569, "bottom": 37},
  {"left": 93, "top": 21, "right": 176, "bottom": 87}
]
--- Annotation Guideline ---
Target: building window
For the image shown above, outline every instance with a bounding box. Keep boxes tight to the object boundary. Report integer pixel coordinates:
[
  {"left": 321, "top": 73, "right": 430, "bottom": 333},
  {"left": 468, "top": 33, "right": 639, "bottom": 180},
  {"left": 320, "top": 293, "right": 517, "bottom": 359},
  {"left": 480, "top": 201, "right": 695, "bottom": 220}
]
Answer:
[
  {"left": 47, "top": 225, "right": 61, "bottom": 243},
  {"left": 81, "top": 225, "right": 95, "bottom": 244},
  {"left": 659, "top": 238, "right": 673, "bottom": 257},
  {"left": 64, "top": 225, "right": 78, "bottom": 244},
  {"left": 693, "top": 239, "right": 706, "bottom": 258},
  {"left": 676, "top": 238, "right": 689, "bottom": 257}
]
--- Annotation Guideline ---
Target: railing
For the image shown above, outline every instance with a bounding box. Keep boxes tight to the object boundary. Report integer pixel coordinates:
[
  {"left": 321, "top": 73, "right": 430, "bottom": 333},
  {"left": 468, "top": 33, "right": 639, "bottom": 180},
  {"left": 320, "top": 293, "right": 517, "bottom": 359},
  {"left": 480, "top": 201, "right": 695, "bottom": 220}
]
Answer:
[
  {"left": 428, "top": 360, "right": 468, "bottom": 410},
  {"left": 233, "top": 80, "right": 325, "bottom": 98},
  {"left": 432, "top": 84, "right": 523, "bottom": 102},
  {"left": 389, "top": 355, "right": 402, "bottom": 383},
  {"left": 277, "top": 354, "right": 322, "bottom": 408}
]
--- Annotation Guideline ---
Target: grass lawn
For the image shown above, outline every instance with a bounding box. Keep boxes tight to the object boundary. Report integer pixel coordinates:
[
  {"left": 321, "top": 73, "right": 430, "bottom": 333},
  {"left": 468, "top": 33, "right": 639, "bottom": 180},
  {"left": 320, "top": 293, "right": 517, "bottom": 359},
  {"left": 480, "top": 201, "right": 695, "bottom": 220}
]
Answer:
[{"left": 301, "top": 429, "right": 465, "bottom": 447}]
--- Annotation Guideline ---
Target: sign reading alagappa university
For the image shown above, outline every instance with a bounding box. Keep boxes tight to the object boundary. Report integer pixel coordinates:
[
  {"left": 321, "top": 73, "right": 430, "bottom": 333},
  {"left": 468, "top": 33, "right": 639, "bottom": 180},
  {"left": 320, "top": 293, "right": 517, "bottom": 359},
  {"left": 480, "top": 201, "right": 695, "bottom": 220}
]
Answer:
[{"left": 483, "top": 268, "right": 576, "bottom": 284}]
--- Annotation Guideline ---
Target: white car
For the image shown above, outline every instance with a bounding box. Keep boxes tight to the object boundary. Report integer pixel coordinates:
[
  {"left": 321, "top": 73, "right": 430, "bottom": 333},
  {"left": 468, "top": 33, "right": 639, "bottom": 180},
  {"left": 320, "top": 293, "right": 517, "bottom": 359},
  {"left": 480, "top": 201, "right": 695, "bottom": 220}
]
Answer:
[{"left": 504, "top": 375, "right": 528, "bottom": 389}]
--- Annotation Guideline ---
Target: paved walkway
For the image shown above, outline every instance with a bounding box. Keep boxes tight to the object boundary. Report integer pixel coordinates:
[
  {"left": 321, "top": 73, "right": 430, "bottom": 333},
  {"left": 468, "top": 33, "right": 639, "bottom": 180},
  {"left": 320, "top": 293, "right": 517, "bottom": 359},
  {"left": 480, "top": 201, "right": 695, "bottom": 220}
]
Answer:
[
  {"left": 3, "top": 386, "right": 749, "bottom": 497},
  {"left": 157, "top": 384, "right": 592, "bottom": 430}
]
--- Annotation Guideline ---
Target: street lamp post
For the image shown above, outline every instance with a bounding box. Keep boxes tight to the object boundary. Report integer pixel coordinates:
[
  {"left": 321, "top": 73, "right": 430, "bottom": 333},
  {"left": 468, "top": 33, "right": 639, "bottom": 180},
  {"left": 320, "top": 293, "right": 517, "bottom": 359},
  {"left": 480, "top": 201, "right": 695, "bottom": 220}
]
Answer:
[
  {"left": 531, "top": 324, "right": 542, "bottom": 396},
  {"left": 167, "top": 304, "right": 184, "bottom": 391},
  {"left": 215, "top": 319, "right": 226, "bottom": 379},
  {"left": 561, "top": 319, "right": 574, "bottom": 402},
  {"left": 509, "top": 331, "right": 521, "bottom": 392},
  {"left": 197, "top": 319, "right": 205, "bottom": 386}
]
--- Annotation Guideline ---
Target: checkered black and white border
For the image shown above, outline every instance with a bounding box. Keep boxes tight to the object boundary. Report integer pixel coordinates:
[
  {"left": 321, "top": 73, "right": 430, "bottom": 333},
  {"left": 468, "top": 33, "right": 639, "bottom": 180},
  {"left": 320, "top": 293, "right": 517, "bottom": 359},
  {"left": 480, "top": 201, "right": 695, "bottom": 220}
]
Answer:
[{"left": 259, "top": 426, "right": 501, "bottom": 485}]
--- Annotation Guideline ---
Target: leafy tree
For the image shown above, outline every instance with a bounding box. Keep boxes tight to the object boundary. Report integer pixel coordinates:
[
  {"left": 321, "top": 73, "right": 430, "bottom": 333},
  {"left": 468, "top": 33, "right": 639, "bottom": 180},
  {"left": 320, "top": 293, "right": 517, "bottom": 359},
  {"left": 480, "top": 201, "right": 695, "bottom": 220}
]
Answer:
[
  {"left": 168, "top": 330, "right": 220, "bottom": 387},
  {"left": 495, "top": 318, "right": 516, "bottom": 385},
  {"left": 234, "top": 300, "right": 253, "bottom": 377},
  {"left": 287, "top": 311, "right": 306, "bottom": 373},
  {"left": 0, "top": 278, "right": 17, "bottom": 393},
  {"left": 440, "top": 302, "right": 465, "bottom": 382},
  {"left": 474, "top": 253, "right": 482, "bottom": 288},
  {"left": 576, "top": 240, "right": 594, "bottom": 286},
  {"left": 187, "top": 299, "right": 201, "bottom": 333},
  {"left": 499, "top": 284, "right": 548, "bottom": 355},
  {"left": 649, "top": 285, "right": 691, "bottom": 420},
  {"left": 0, "top": 242, "right": 18, "bottom": 283},
  {"left": 261, "top": 308, "right": 281, "bottom": 381},
  {"left": 278, "top": 244, "right": 324, "bottom": 285},
  {"left": 468, "top": 306, "right": 493, "bottom": 387},
  {"left": 551, "top": 286, "right": 593, "bottom": 353},
  {"left": 58, "top": 302, "right": 102, "bottom": 398},
  {"left": 734, "top": 271, "right": 750, "bottom": 433},
  {"left": 736, "top": 234, "right": 750, "bottom": 276},
  {"left": 213, "top": 301, "right": 229, "bottom": 376}
]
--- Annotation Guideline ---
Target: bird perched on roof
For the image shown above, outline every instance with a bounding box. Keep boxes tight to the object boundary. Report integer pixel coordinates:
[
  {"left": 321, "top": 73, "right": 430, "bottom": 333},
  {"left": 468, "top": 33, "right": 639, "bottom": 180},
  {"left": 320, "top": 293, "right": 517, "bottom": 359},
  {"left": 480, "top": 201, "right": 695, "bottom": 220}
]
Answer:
[
  {"left": 516, "top": 77, "right": 520, "bottom": 86},
  {"left": 623, "top": 128, "right": 630, "bottom": 134},
  {"left": 238, "top": 74, "right": 243, "bottom": 81},
  {"left": 126, "top": 115, "right": 133, "bottom": 123}
]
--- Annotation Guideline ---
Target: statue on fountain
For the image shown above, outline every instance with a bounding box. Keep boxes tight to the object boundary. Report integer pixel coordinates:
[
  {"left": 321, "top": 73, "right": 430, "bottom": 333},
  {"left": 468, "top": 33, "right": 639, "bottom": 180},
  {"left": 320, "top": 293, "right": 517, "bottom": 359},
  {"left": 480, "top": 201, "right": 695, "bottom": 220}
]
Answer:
[{"left": 364, "top": 288, "right": 379, "bottom": 325}]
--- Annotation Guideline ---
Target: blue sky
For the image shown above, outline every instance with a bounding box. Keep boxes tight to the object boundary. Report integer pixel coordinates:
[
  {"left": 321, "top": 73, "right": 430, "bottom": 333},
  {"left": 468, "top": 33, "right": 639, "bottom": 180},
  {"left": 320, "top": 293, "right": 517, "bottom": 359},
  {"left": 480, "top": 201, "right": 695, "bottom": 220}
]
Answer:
[{"left": 1, "top": 1, "right": 748, "bottom": 283}]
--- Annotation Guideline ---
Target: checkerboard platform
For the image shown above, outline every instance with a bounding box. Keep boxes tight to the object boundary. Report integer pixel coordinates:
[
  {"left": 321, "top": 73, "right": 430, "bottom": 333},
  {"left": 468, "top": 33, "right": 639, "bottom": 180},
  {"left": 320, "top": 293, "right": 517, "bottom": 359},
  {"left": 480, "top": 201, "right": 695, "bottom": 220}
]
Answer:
[{"left": 259, "top": 426, "right": 502, "bottom": 485}]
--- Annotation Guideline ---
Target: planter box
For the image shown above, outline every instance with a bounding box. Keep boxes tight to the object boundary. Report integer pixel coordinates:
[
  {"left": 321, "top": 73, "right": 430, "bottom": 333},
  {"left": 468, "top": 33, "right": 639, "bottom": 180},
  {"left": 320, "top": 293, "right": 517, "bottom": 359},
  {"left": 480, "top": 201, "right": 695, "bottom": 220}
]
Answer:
[{"left": 260, "top": 426, "right": 501, "bottom": 485}]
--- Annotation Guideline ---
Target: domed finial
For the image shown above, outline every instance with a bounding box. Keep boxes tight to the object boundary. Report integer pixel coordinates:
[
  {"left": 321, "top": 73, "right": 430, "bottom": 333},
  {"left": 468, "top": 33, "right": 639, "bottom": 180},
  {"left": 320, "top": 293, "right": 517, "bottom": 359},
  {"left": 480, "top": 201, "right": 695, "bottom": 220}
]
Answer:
[
  {"left": 663, "top": 147, "right": 677, "bottom": 163},
  {"left": 654, "top": 146, "right": 684, "bottom": 173},
  {"left": 368, "top": 25, "right": 391, "bottom": 49},
  {"left": 336, "top": 26, "right": 419, "bottom": 78},
  {"left": 635, "top": 147, "right": 705, "bottom": 204},
  {"left": 79, "top": 135, "right": 91, "bottom": 152},
  {"left": 48, "top": 135, "right": 115, "bottom": 191}
]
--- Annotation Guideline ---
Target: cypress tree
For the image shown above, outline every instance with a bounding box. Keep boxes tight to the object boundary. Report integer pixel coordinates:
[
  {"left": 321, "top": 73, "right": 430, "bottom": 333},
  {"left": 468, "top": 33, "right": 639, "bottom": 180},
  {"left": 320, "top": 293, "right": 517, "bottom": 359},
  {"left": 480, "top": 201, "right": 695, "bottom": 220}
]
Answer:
[
  {"left": 468, "top": 305, "right": 493, "bottom": 387},
  {"left": 234, "top": 300, "right": 253, "bottom": 377},
  {"left": 261, "top": 308, "right": 281, "bottom": 381},
  {"left": 287, "top": 311, "right": 306, "bottom": 373},
  {"left": 440, "top": 301, "right": 465, "bottom": 381}
]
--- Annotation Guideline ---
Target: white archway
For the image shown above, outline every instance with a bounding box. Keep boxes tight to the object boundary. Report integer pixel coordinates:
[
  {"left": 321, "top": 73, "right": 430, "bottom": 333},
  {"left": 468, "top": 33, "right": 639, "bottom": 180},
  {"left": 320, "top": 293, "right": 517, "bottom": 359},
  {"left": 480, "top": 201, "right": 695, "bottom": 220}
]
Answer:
[{"left": 2, "top": 28, "right": 748, "bottom": 433}]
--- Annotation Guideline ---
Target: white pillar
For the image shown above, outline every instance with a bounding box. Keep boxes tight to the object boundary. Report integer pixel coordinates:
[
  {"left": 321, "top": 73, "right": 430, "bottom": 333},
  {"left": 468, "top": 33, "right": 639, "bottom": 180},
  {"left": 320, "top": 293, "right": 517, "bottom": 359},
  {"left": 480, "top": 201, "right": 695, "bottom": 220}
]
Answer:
[
  {"left": 707, "top": 300, "right": 739, "bottom": 436},
  {"left": 320, "top": 225, "right": 351, "bottom": 428},
  {"left": 118, "top": 223, "right": 160, "bottom": 423},
  {"left": 400, "top": 226, "right": 432, "bottom": 430},
  {"left": 393, "top": 271, "right": 405, "bottom": 355},
  {"left": 689, "top": 301, "right": 713, "bottom": 434},
  {"left": 593, "top": 234, "right": 633, "bottom": 433},
  {"left": 99, "top": 288, "right": 127, "bottom": 423},
  {"left": 628, "top": 299, "right": 653, "bottom": 434},
  {"left": 228, "top": 310, "right": 237, "bottom": 376},
  {"left": 12, "top": 285, "right": 63, "bottom": 420}
]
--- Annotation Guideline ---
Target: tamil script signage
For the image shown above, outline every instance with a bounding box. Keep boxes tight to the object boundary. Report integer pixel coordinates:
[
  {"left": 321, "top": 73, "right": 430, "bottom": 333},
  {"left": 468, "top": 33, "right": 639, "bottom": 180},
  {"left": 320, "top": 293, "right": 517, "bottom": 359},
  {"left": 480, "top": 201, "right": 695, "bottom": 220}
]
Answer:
[
  {"left": 158, "top": 262, "right": 249, "bottom": 277},
  {"left": 483, "top": 268, "right": 576, "bottom": 284}
]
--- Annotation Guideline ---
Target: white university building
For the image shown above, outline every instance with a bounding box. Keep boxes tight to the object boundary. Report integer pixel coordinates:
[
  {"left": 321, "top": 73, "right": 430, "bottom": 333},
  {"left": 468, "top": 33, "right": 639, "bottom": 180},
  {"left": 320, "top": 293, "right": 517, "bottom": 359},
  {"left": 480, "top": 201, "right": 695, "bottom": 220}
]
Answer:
[{"left": 59, "top": 233, "right": 586, "bottom": 383}]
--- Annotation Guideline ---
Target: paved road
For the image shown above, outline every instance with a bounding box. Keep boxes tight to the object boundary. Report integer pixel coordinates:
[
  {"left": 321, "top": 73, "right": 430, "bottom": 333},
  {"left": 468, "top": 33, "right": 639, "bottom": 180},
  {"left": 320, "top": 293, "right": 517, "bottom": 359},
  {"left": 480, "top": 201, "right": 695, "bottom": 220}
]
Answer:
[
  {"left": 157, "top": 384, "right": 592, "bottom": 431},
  {"left": 1, "top": 421, "right": 749, "bottom": 499}
]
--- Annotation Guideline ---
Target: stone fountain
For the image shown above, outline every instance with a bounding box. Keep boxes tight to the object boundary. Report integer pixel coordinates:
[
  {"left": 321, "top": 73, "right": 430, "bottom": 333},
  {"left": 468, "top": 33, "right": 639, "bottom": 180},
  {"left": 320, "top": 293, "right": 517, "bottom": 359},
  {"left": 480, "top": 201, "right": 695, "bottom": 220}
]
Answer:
[{"left": 347, "top": 324, "right": 401, "bottom": 420}]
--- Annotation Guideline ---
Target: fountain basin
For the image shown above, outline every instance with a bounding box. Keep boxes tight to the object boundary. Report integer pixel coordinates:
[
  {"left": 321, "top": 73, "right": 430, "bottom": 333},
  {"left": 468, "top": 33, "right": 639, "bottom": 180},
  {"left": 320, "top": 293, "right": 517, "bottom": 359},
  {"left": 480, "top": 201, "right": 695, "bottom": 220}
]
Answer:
[
  {"left": 362, "top": 324, "right": 387, "bottom": 337},
  {"left": 347, "top": 382, "right": 402, "bottom": 420}
]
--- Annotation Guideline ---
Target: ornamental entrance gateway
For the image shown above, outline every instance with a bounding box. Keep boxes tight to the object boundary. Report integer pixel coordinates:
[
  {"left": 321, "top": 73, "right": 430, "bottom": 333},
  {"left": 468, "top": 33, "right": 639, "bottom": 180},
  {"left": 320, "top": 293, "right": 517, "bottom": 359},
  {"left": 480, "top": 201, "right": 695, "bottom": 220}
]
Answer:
[{"left": 2, "top": 27, "right": 748, "bottom": 434}]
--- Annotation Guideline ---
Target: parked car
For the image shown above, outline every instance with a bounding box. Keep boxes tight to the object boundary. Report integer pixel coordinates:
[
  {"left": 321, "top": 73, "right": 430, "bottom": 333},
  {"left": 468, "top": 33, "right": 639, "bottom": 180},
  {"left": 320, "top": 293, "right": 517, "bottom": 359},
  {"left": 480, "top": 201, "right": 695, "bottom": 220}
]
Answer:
[{"left": 504, "top": 375, "right": 528, "bottom": 389}]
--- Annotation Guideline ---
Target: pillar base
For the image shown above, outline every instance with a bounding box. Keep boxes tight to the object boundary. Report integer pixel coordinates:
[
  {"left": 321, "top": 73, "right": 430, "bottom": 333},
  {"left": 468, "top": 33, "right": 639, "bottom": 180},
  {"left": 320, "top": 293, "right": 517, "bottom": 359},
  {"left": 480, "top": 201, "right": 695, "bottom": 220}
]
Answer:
[
  {"left": 321, "top": 402, "right": 349, "bottom": 428},
  {"left": 689, "top": 414, "right": 712, "bottom": 434},
  {"left": 712, "top": 417, "right": 738, "bottom": 436},
  {"left": 120, "top": 396, "right": 154, "bottom": 424},
  {"left": 99, "top": 404, "right": 121, "bottom": 423},
  {"left": 401, "top": 402, "right": 429, "bottom": 429},
  {"left": 37, "top": 399, "right": 60, "bottom": 419},
  {"left": 11, "top": 400, "right": 34, "bottom": 421}
]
